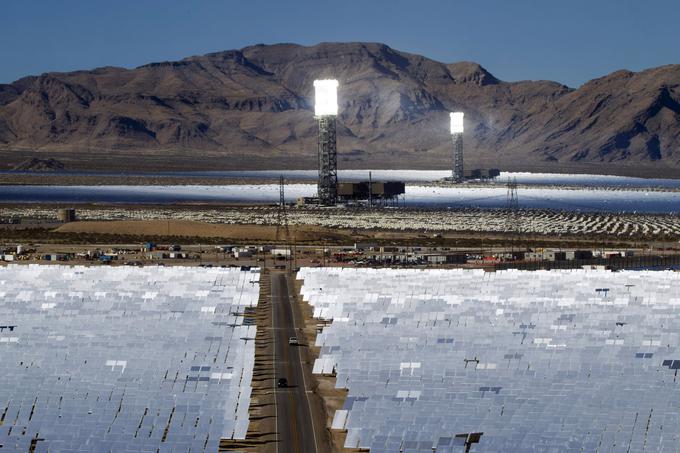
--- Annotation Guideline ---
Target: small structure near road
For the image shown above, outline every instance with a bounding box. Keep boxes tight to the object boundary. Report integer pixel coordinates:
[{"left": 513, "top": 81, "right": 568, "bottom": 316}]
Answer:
[{"left": 58, "top": 208, "right": 76, "bottom": 223}]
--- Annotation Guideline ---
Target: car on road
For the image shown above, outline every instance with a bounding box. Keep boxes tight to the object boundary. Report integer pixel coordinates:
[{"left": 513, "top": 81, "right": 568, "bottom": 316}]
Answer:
[
  {"left": 288, "top": 337, "right": 299, "bottom": 346},
  {"left": 277, "top": 378, "right": 288, "bottom": 388}
]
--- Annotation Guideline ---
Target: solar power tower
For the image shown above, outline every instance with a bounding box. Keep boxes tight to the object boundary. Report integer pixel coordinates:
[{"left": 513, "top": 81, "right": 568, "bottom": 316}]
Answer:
[
  {"left": 314, "top": 79, "right": 339, "bottom": 205},
  {"left": 450, "top": 112, "right": 465, "bottom": 183}
]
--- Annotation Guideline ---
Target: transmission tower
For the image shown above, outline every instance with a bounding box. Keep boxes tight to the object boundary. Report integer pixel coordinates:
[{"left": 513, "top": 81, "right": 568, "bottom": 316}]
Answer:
[
  {"left": 506, "top": 177, "right": 519, "bottom": 210},
  {"left": 505, "top": 177, "right": 521, "bottom": 256},
  {"left": 276, "top": 175, "right": 290, "bottom": 243}
]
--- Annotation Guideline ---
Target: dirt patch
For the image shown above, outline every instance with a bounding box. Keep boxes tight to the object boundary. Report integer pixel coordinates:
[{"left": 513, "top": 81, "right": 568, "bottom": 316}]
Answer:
[
  {"left": 55, "top": 220, "right": 355, "bottom": 244},
  {"left": 10, "top": 157, "right": 66, "bottom": 172}
]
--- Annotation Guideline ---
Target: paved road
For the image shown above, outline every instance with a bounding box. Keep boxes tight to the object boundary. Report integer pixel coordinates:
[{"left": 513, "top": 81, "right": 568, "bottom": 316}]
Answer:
[{"left": 271, "top": 271, "right": 319, "bottom": 453}]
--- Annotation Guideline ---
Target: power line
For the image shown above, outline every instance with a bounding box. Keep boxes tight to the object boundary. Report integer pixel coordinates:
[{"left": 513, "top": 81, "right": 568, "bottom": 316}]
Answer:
[
  {"left": 505, "top": 177, "right": 521, "bottom": 254},
  {"left": 276, "top": 175, "right": 290, "bottom": 244},
  {"left": 506, "top": 177, "right": 519, "bottom": 210}
]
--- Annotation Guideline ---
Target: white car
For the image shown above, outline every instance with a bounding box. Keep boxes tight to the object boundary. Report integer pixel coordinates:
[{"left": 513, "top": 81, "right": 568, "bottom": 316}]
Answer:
[{"left": 288, "top": 337, "right": 299, "bottom": 346}]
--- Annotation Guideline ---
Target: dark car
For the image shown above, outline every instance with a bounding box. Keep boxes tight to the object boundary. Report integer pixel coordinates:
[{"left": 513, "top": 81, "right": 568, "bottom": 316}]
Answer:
[{"left": 277, "top": 378, "right": 288, "bottom": 388}]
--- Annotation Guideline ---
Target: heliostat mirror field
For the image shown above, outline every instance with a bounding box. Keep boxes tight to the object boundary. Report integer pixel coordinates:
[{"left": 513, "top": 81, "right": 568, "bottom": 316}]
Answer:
[
  {"left": 0, "top": 265, "right": 259, "bottom": 452},
  {"left": 301, "top": 268, "right": 680, "bottom": 452}
]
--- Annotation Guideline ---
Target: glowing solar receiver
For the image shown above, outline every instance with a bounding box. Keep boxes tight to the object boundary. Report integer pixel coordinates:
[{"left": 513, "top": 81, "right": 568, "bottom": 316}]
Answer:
[
  {"left": 450, "top": 111, "right": 464, "bottom": 134},
  {"left": 314, "top": 79, "right": 339, "bottom": 117},
  {"left": 450, "top": 111, "right": 465, "bottom": 182}
]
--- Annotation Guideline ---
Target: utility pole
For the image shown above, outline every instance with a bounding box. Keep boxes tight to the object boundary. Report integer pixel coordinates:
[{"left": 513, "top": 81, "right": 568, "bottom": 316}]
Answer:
[
  {"left": 292, "top": 230, "right": 298, "bottom": 271},
  {"left": 505, "top": 177, "right": 520, "bottom": 258},
  {"left": 368, "top": 171, "right": 373, "bottom": 208},
  {"left": 276, "top": 175, "right": 290, "bottom": 244},
  {"left": 275, "top": 175, "right": 292, "bottom": 271}
]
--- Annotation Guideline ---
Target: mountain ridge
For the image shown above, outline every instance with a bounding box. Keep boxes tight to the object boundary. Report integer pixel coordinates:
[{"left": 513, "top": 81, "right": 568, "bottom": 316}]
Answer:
[{"left": 0, "top": 41, "right": 678, "bottom": 174}]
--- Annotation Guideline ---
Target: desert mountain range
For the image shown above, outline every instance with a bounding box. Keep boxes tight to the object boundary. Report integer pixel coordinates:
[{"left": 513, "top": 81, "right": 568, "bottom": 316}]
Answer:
[{"left": 0, "top": 42, "right": 678, "bottom": 175}]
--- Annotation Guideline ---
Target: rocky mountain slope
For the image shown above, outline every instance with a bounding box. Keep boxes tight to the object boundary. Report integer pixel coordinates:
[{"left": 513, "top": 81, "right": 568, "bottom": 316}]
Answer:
[{"left": 0, "top": 42, "right": 678, "bottom": 175}]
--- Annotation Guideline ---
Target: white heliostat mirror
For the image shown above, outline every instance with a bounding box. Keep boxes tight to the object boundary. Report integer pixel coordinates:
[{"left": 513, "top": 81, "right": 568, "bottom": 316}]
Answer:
[
  {"left": 314, "top": 79, "right": 339, "bottom": 116},
  {"left": 450, "top": 111, "right": 464, "bottom": 134}
]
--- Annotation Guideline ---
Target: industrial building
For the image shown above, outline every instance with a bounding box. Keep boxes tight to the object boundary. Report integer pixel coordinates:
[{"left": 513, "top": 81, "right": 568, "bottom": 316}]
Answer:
[
  {"left": 296, "top": 181, "right": 406, "bottom": 206},
  {"left": 464, "top": 168, "right": 501, "bottom": 180},
  {"left": 525, "top": 249, "right": 595, "bottom": 262},
  {"left": 337, "top": 181, "right": 405, "bottom": 205}
]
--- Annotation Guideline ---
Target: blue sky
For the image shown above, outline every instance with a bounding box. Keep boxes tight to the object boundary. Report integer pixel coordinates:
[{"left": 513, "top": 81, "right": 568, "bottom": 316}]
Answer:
[{"left": 1, "top": 0, "right": 678, "bottom": 87}]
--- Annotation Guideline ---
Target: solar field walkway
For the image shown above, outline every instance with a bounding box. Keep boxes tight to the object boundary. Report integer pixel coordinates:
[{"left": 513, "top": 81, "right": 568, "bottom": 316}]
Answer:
[
  {"left": 0, "top": 265, "right": 259, "bottom": 452},
  {"left": 300, "top": 268, "right": 680, "bottom": 452}
]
